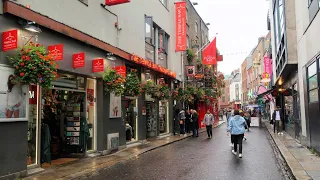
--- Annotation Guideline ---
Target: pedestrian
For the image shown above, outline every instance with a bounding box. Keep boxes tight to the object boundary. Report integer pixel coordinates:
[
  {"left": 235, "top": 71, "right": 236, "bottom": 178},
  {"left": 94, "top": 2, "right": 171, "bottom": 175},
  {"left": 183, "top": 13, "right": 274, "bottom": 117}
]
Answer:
[
  {"left": 202, "top": 110, "right": 214, "bottom": 139},
  {"left": 173, "top": 108, "right": 180, "bottom": 135},
  {"left": 244, "top": 111, "right": 251, "bottom": 130},
  {"left": 272, "top": 106, "right": 283, "bottom": 135},
  {"left": 220, "top": 110, "right": 223, "bottom": 120},
  {"left": 185, "top": 109, "right": 191, "bottom": 133},
  {"left": 191, "top": 110, "right": 199, "bottom": 137},
  {"left": 240, "top": 111, "right": 247, "bottom": 141},
  {"left": 226, "top": 108, "right": 234, "bottom": 147},
  {"left": 228, "top": 109, "right": 248, "bottom": 158},
  {"left": 178, "top": 109, "right": 186, "bottom": 137}
]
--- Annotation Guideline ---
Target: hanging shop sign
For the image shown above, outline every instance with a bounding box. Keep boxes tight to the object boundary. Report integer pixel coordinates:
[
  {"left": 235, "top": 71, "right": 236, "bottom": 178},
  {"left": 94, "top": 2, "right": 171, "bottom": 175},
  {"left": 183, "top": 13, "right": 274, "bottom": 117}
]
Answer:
[
  {"left": 92, "top": 58, "right": 104, "bottom": 73},
  {"left": 115, "top": 66, "right": 126, "bottom": 77},
  {"left": 130, "top": 54, "right": 176, "bottom": 79},
  {"left": 202, "top": 38, "right": 217, "bottom": 65},
  {"left": 48, "top": 44, "right": 64, "bottom": 60},
  {"left": 1, "top": 29, "right": 18, "bottom": 52},
  {"left": 29, "top": 85, "right": 37, "bottom": 105},
  {"left": 105, "top": 0, "right": 130, "bottom": 6},
  {"left": 175, "top": 1, "right": 187, "bottom": 51},
  {"left": 72, "top": 52, "right": 85, "bottom": 68},
  {"left": 264, "top": 56, "right": 272, "bottom": 76},
  {"left": 217, "top": 54, "right": 223, "bottom": 61},
  {"left": 186, "top": 66, "right": 195, "bottom": 76}
]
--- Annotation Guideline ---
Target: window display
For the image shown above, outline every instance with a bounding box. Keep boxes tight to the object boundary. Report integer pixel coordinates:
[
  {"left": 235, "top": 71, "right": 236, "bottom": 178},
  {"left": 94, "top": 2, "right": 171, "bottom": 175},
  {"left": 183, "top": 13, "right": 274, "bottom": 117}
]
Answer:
[
  {"left": 159, "top": 100, "right": 168, "bottom": 134},
  {"left": 125, "top": 98, "right": 138, "bottom": 142},
  {"left": 27, "top": 85, "right": 38, "bottom": 165},
  {"left": 146, "top": 102, "right": 157, "bottom": 138},
  {"left": 86, "top": 78, "right": 96, "bottom": 150}
]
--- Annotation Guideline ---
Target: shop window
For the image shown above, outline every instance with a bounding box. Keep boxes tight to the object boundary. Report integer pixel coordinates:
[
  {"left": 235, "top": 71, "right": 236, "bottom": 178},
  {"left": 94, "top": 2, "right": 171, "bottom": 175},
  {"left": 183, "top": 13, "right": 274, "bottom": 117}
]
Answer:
[
  {"left": 145, "top": 16, "right": 154, "bottom": 44},
  {"left": 159, "top": 100, "right": 169, "bottom": 134}
]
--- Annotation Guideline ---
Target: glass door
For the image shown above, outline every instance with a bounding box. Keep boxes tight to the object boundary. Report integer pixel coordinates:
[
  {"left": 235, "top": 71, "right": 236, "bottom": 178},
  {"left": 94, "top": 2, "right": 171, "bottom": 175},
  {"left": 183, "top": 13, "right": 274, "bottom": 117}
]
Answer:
[
  {"left": 159, "top": 100, "right": 169, "bottom": 134},
  {"left": 125, "top": 97, "right": 138, "bottom": 143}
]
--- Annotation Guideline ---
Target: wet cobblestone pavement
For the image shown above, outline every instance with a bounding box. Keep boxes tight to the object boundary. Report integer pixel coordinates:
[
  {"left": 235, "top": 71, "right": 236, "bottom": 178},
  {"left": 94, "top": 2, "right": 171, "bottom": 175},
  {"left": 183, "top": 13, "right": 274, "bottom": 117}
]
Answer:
[{"left": 81, "top": 124, "right": 287, "bottom": 180}]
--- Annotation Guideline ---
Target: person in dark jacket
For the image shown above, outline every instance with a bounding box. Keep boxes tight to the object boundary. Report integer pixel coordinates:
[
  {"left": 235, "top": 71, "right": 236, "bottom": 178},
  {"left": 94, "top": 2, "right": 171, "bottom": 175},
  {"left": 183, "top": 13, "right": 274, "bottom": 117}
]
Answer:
[
  {"left": 191, "top": 110, "right": 199, "bottom": 137},
  {"left": 185, "top": 109, "right": 191, "bottom": 133},
  {"left": 272, "top": 106, "right": 283, "bottom": 135}
]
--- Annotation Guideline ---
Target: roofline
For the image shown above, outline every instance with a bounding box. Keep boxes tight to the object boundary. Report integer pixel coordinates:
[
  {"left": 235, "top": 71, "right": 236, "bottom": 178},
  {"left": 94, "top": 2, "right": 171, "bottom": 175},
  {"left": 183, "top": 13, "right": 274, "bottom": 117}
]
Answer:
[{"left": 186, "top": 0, "right": 210, "bottom": 31}]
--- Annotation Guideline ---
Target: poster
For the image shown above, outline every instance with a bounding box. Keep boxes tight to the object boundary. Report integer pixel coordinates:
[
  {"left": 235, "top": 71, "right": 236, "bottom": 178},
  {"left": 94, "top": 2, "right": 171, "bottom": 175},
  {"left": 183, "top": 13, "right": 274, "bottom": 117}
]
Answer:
[
  {"left": 0, "top": 66, "right": 28, "bottom": 122},
  {"left": 110, "top": 92, "right": 121, "bottom": 118}
]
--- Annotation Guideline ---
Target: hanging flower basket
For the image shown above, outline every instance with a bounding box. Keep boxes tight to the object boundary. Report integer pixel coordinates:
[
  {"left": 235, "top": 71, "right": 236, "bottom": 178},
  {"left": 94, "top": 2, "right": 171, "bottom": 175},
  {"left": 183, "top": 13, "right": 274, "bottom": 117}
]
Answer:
[
  {"left": 125, "top": 69, "right": 141, "bottom": 97},
  {"left": 142, "top": 80, "right": 158, "bottom": 98},
  {"left": 158, "top": 84, "right": 170, "bottom": 100},
  {"left": 103, "top": 67, "right": 126, "bottom": 96},
  {"left": 9, "top": 42, "right": 58, "bottom": 88},
  {"left": 172, "top": 87, "right": 184, "bottom": 101},
  {"left": 195, "top": 88, "right": 205, "bottom": 100}
]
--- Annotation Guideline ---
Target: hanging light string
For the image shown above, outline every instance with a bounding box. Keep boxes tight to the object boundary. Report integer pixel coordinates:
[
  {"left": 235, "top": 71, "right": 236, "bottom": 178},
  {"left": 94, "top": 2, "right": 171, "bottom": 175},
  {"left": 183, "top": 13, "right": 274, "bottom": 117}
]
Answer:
[{"left": 219, "top": 51, "right": 250, "bottom": 56}]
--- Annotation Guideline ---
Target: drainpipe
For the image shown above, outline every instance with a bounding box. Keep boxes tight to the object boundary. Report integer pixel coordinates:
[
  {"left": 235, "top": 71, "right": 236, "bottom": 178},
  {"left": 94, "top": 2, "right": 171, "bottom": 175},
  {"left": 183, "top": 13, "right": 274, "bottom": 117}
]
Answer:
[{"left": 100, "top": 3, "right": 120, "bottom": 47}]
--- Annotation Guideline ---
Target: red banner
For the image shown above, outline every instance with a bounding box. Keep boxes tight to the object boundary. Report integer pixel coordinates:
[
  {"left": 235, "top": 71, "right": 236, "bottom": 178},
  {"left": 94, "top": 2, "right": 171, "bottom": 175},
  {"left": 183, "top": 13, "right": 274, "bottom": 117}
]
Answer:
[
  {"left": 48, "top": 44, "right": 64, "bottom": 60},
  {"left": 92, "top": 59, "right": 104, "bottom": 72},
  {"left": 73, "top": 52, "right": 85, "bottom": 68},
  {"left": 202, "top": 38, "right": 217, "bottom": 65},
  {"left": 1, "top": 29, "right": 18, "bottom": 52},
  {"left": 105, "top": 0, "right": 130, "bottom": 6},
  {"left": 115, "top": 66, "right": 126, "bottom": 77},
  {"left": 175, "top": 2, "right": 187, "bottom": 51}
]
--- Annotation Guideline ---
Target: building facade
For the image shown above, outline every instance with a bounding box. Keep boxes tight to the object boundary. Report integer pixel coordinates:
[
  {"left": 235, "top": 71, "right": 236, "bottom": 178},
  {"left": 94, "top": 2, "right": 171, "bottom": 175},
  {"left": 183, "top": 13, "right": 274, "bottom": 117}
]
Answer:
[
  {"left": 295, "top": 0, "right": 320, "bottom": 152},
  {"left": 219, "top": 75, "right": 230, "bottom": 109},
  {"left": 269, "top": 0, "right": 300, "bottom": 143},
  {"left": 241, "top": 58, "right": 248, "bottom": 107},
  {"left": 0, "top": 0, "right": 194, "bottom": 178},
  {"left": 229, "top": 69, "right": 241, "bottom": 109}
]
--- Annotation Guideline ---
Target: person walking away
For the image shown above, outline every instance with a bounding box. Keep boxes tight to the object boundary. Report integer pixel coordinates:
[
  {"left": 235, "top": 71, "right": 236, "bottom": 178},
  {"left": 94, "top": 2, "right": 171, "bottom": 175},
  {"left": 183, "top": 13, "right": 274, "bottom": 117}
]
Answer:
[
  {"left": 178, "top": 109, "right": 186, "bottom": 137},
  {"left": 192, "top": 110, "right": 199, "bottom": 137},
  {"left": 202, "top": 110, "right": 214, "bottom": 139},
  {"left": 185, "top": 109, "right": 191, "bottom": 133},
  {"left": 240, "top": 111, "right": 247, "bottom": 141},
  {"left": 272, "top": 106, "right": 283, "bottom": 135},
  {"left": 228, "top": 109, "right": 248, "bottom": 158}
]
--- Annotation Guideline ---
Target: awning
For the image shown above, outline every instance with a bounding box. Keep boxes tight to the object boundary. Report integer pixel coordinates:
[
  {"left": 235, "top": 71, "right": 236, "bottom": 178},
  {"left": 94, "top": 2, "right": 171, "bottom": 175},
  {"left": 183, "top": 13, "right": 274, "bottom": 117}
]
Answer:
[{"left": 256, "top": 85, "right": 277, "bottom": 100}]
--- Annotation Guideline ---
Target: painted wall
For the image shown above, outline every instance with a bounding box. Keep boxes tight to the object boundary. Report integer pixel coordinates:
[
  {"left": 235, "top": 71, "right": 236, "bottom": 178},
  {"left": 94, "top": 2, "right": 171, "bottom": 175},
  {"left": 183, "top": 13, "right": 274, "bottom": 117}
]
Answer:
[{"left": 8, "top": 0, "right": 183, "bottom": 80}]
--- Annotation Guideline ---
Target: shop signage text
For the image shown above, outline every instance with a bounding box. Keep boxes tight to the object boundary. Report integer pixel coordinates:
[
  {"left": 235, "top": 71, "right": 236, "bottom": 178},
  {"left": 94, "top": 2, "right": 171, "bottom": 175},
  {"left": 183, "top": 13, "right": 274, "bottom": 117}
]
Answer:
[
  {"left": 186, "top": 66, "right": 195, "bottom": 76},
  {"left": 92, "top": 59, "right": 104, "bottom": 72},
  {"left": 73, "top": 52, "right": 85, "bottom": 68},
  {"left": 115, "top": 66, "right": 126, "bottom": 77},
  {"left": 29, "top": 85, "right": 37, "bottom": 105},
  {"left": 175, "top": 1, "right": 187, "bottom": 51},
  {"left": 105, "top": 0, "right": 130, "bottom": 6},
  {"left": 48, "top": 44, "right": 64, "bottom": 60},
  {"left": 264, "top": 56, "right": 272, "bottom": 76},
  {"left": 1, "top": 29, "right": 18, "bottom": 52}
]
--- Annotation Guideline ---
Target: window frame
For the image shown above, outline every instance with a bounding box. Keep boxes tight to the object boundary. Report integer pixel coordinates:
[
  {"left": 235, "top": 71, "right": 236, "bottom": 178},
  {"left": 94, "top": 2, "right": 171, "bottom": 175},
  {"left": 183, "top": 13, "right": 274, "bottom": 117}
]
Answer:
[
  {"left": 145, "top": 16, "right": 154, "bottom": 45},
  {"left": 307, "top": 60, "right": 320, "bottom": 103},
  {"left": 195, "top": 22, "right": 198, "bottom": 35}
]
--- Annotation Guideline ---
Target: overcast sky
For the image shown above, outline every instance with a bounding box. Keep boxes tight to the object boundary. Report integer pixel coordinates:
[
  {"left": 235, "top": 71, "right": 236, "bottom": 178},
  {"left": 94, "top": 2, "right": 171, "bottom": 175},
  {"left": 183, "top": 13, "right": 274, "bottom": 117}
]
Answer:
[{"left": 194, "top": 0, "right": 269, "bottom": 75}]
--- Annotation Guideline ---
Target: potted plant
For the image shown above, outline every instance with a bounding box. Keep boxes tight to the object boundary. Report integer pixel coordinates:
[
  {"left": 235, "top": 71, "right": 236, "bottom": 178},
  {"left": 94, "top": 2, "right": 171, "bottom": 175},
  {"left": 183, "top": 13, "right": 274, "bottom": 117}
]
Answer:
[
  {"left": 125, "top": 69, "right": 141, "bottom": 97},
  {"left": 102, "top": 67, "right": 126, "bottom": 96},
  {"left": 9, "top": 42, "right": 58, "bottom": 88}
]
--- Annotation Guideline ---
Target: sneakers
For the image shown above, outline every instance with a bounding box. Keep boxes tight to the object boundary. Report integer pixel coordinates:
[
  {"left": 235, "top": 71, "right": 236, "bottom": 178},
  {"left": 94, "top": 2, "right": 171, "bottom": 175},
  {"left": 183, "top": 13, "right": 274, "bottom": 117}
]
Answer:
[
  {"left": 239, "top": 154, "right": 243, "bottom": 158},
  {"left": 280, "top": 132, "right": 284, "bottom": 135},
  {"left": 232, "top": 150, "right": 237, "bottom": 155},
  {"left": 244, "top": 137, "right": 247, "bottom": 141},
  {"left": 230, "top": 143, "right": 234, "bottom": 147}
]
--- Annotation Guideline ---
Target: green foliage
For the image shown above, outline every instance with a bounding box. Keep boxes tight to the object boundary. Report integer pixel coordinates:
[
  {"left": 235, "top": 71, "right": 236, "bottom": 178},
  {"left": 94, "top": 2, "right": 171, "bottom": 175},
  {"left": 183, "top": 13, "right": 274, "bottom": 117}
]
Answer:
[
  {"left": 125, "top": 69, "right": 141, "bottom": 97},
  {"left": 103, "top": 67, "right": 125, "bottom": 96},
  {"left": 186, "top": 48, "right": 195, "bottom": 64},
  {"left": 9, "top": 42, "right": 58, "bottom": 88}
]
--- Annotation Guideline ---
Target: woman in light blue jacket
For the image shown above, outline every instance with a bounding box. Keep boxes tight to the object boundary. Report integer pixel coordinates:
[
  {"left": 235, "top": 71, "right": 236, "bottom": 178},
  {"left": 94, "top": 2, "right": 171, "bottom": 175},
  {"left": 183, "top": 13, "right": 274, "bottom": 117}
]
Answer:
[{"left": 228, "top": 109, "right": 248, "bottom": 158}]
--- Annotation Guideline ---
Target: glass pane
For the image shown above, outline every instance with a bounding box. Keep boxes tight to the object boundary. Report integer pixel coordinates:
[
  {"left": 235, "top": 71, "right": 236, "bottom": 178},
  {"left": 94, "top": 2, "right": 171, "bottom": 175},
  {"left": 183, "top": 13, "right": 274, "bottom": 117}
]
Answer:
[
  {"left": 159, "top": 100, "right": 168, "bottom": 134},
  {"left": 308, "top": 62, "right": 317, "bottom": 77},
  {"left": 308, "top": 75, "right": 318, "bottom": 90},
  {"left": 145, "top": 17, "right": 152, "bottom": 38},
  {"left": 86, "top": 79, "right": 96, "bottom": 150},
  {"left": 27, "top": 85, "right": 38, "bottom": 165},
  {"left": 125, "top": 98, "right": 138, "bottom": 142},
  {"left": 309, "top": 89, "right": 319, "bottom": 103}
]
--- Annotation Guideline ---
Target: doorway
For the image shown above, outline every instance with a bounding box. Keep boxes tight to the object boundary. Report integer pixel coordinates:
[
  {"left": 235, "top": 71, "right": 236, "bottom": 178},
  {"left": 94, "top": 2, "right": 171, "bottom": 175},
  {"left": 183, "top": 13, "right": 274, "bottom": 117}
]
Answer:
[{"left": 124, "top": 97, "right": 138, "bottom": 143}]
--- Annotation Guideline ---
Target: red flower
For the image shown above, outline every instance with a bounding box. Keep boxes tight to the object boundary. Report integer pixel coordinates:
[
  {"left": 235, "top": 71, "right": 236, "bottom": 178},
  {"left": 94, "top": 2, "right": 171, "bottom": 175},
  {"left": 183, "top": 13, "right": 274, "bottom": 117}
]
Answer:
[
  {"left": 22, "top": 55, "right": 26, "bottom": 60},
  {"left": 16, "top": 66, "right": 19, "bottom": 69},
  {"left": 36, "top": 44, "right": 40, "bottom": 47},
  {"left": 20, "top": 72, "right": 25, "bottom": 77},
  {"left": 20, "top": 62, "right": 25, "bottom": 66},
  {"left": 26, "top": 56, "right": 30, "bottom": 61}
]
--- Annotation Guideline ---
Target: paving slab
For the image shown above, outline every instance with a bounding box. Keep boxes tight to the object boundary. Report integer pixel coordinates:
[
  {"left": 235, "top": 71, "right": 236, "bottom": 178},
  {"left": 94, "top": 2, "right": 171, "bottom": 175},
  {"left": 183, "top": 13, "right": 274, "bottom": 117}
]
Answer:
[{"left": 265, "top": 121, "right": 320, "bottom": 180}]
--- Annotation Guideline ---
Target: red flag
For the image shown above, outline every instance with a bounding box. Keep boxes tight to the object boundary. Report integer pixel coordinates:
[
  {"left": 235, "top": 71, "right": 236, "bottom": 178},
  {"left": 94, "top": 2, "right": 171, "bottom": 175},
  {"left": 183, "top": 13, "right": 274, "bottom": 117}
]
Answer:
[
  {"left": 202, "top": 38, "right": 217, "bottom": 65},
  {"left": 217, "top": 55, "right": 223, "bottom": 61}
]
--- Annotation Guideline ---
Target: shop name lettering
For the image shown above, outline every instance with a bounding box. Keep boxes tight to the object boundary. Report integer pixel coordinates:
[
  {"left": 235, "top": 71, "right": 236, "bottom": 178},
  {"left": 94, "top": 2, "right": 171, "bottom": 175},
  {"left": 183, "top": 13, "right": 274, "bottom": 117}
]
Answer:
[
  {"left": 29, "top": 91, "right": 35, "bottom": 99},
  {"left": 176, "top": 5, "right": 185, "bottom": 46},
  {"left": 3, "top": 39, "right": 17, "bottom": 48}
]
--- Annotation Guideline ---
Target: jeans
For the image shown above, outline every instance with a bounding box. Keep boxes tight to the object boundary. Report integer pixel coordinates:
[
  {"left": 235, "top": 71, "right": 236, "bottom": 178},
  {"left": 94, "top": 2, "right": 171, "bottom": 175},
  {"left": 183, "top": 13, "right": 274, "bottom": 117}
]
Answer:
[
  {"left": 275, "top": 120, "right": 282, "bottom": 133},
  {"left": 206, "top": 125, "right": 212, "bottom": 137},
  {"left": 232, "top": 134, "right": 244, "bottom": 153},
  {"left": 193, "top": 128, "right": 198, "bottom": 137},
  {"left": 179, "top": 124, "right": 185, "bottom": 134}
]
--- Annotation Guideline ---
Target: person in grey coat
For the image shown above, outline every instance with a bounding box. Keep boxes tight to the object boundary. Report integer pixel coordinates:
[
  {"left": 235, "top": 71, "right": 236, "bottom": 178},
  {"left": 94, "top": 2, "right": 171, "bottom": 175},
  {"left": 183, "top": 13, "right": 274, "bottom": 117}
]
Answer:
[{"left": 178, "top": 109, "right": 186, "bottom": 136}]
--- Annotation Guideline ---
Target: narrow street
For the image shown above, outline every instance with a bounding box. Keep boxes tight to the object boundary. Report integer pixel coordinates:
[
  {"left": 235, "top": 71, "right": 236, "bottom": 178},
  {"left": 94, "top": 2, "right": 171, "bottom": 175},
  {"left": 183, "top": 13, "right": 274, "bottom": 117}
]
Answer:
[{"left": 82, "top": 124, "right": 286, "bottom": 180}]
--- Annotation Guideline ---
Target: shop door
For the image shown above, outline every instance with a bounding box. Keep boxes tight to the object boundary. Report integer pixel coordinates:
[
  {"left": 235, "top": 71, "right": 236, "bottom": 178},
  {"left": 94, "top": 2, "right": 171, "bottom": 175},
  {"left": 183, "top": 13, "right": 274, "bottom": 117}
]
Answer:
[{"left": 309, "top": 101, "right": 320, "bottom": 152}]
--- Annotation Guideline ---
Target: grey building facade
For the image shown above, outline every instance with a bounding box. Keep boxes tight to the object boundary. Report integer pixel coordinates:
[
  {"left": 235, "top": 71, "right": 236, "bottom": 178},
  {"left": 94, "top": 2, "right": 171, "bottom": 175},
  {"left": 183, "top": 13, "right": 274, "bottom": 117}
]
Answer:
[{"left": 0, "top": 0, "right": 185, "bottom": 178}]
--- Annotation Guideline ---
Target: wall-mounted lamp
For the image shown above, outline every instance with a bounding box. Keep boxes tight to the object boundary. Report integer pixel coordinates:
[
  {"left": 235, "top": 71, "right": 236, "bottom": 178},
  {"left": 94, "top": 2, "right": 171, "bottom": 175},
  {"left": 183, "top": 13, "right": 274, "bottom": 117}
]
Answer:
[
  {"left": 24, "top": 21, "right": 42, "bottom": 33},
  {"left": 106, "top": 53, "right": 116, "bottom": 61}
]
